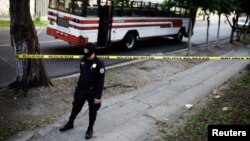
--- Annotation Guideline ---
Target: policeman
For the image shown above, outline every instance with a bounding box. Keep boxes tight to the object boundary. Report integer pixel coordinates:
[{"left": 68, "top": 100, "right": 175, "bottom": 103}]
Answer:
[{"left": 59, "top": 43, "right": 105, "bottom": 140}]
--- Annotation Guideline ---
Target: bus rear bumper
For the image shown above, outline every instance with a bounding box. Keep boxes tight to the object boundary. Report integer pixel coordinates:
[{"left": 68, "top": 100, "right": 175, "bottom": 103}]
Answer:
[{"left": 47, "top": 27, "right": 88, "bottom": 47}]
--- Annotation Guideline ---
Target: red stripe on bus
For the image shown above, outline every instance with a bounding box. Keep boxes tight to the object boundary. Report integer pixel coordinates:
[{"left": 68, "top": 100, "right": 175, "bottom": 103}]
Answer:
[
  {"left": 122, "top": 19, "right": 180, "bottom": 22},
  {"left": 63, "top": 16, "right": 71, "bottom": 20},
  {"left": 71, "top": 18, "right": 182, "bottom": 23},
  {"left": 122, "top": 19, "right": 182, "bottom": 27},
  {"left": 113, "top": 24, "right": 172, "bottom": 28},
  {"left": 69, "top": 19, "right": 99, "bottom": 24},
  {"left": 78, "top": 20, "right": 99, "bottom": 24},
  {"left": 69, "top": 18, "right": 183, "bottom": 27},
  {"left": 47, "top": 27, "right": 83, "bottom": 46},
  {"left": 160, "top": 24, "right": 171, "bottom": 28},
  {"left": 48, "top": 10, "right": 57, "bottom": 16},
  {"left": 70, "top": 25, "right": 98, "bottom": 30},
  {"left": 48, "top": 18, "right": 56, "bottom": 22},
  {"left": 171, "top": 19, "right": 183, "bottom": 27},
  {"left": 69, "top": 23, "right": 172, "bottom": 30}
]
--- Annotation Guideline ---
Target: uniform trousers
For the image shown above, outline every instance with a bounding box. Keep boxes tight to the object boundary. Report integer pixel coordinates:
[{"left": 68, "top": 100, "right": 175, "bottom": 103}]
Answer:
[{"left": 68, "top": 90, "right": 101, "bottom": 129}]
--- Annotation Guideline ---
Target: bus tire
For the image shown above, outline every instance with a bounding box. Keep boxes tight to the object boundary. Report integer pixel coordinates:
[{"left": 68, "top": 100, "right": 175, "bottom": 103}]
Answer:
[
  {"left": 122, "top": 32, "right": 137, "bottom": 51},
  {"left": 174, "top": 30, "right": 184, "bottom": 43}
]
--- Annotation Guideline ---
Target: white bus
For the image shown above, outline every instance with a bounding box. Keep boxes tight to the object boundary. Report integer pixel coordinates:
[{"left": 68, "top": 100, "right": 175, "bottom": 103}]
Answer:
[{"left": 47, "top": 0, "right": 190, "bottom": 50}]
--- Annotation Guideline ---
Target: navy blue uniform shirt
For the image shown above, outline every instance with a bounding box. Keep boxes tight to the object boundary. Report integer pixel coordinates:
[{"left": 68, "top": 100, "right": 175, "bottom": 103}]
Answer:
[{"left": 77, "top": 56, "right": 105, "bottom": 99}]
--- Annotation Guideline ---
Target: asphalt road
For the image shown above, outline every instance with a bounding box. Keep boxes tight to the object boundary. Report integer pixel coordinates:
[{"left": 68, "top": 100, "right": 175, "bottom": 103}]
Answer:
[{"left": 0, "top": 15, "right": 232, "bottom": 87}]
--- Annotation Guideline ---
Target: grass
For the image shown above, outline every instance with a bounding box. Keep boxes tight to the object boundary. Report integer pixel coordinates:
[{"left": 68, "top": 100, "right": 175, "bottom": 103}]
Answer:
[
  {"left": 161, "top": 65, "right": 250, "bottom": 141},
  {"left": 0, "top": 20, "right": 10, "bottom": 27},
  {"left": 0, "top": 20, "right": 47, "bottom": 27},
  {"left": 0, "top": 86, "right": 71, "bottom": 140},
  {"left": 52, "top": 77, "right": 77, "bottom": 86},
  {"left": 105, "top": 74, "right": 122, "bottom": 87},
  {"left": 0, "top": 121, "right": 28, "bottom": 141},
  {"left": 241, "top": 34, "right": 250, "bottom": 44},
  {"left": 33, "top": 20, "right": 47, "bottom": 27},
  {"left": 0, "top": 104, "right": 70, "bottom": 141}
]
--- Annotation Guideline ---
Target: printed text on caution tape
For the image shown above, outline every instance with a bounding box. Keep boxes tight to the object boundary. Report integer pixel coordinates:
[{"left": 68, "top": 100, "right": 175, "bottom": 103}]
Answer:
[{"left": 15, "top": 54, "right": 250, "bottom": 60}]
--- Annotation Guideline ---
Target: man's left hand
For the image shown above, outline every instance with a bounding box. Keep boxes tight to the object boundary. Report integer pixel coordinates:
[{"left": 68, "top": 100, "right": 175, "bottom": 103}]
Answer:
[{"left": 94, "top": 98, "right": 102, "bottom": 104}]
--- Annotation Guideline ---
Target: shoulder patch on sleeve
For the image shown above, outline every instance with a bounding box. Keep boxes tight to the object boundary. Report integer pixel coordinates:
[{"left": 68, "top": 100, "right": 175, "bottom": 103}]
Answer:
[{"left": 100, "top": 68, "right": 105, "bottom": 74}]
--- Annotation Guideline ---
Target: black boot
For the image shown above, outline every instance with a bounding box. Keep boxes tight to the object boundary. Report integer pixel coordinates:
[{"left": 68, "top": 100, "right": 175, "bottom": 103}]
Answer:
[
  {"left": 59, "top": 122, "right": 74, "bottom": 132},
  {"left": 85, "top": 128, "right": 93, "bottom": 139}
]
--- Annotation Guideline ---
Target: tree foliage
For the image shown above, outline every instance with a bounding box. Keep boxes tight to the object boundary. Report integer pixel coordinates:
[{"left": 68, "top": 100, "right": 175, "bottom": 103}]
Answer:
[
  {"left": 215, "top": 0, "right": 235, "bottom": 15},
  {"left": 239, "top": 0, "right": 250, "bottom": 15}
]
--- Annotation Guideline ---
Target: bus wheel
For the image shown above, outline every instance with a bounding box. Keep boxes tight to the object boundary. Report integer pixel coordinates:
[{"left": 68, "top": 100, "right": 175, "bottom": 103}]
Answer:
[
  {"left": 174, "top": 31, "right": 183, "bottom": 43},
  {"left": 122, "top": 32, "right": 137, "bottom": 51}
]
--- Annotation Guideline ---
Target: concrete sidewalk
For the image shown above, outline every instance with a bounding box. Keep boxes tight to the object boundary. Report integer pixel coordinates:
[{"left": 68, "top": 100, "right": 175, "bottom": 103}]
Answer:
[{"left": 6, "top": 48, "right": 250, "bottom": 141}]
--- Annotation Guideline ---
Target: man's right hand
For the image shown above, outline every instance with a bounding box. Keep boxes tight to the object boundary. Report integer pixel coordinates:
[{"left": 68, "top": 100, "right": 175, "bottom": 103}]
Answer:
[
  {"left": 94, "top": 98, "right": 102, "bottom": 104},
  {"left": 74, "top": 86, "right": 79, "bottom": 95}
]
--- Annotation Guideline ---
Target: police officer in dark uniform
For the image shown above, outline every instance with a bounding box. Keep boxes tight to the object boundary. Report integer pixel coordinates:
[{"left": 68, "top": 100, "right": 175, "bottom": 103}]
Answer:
[{"left": 59, "top": 43, "right": 105, "bottom": 140}]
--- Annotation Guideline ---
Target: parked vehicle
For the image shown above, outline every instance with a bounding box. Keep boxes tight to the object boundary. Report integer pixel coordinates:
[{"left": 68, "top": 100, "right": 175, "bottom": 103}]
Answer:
[
  {"left": 47, "top": 0, "right": 191, "bottom": 50},
  {"left": 237, "top": 17, "right": 250, "bottom": 30}
]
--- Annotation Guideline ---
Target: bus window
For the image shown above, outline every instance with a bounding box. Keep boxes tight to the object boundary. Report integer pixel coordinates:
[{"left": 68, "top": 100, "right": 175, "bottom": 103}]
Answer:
[
  {"left": 185, "top": 9, "right": 190, "bottom": 17},
  {"left": 170, "top": 7, "right": 176, "bottom": 16},
  {"left": 175, "top": 7, "right": 181, "bottom": 16},
  {"left": 72, "top": 0, "right": 84, "bottom": 15},
  {"left": 87, "top": 6, "right": 98, "bottom": 17},
  {"left": 58, "top": 0, "right": 72, "bottom": 13},
  {"left": 49, "top": 0, "right": 57, "bottom": 9}
]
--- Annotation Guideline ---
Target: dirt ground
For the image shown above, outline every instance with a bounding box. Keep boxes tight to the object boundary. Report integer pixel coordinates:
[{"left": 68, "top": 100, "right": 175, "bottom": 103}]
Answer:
[{"left": 0, "top": 39, "right": 249, "bottom": 140}]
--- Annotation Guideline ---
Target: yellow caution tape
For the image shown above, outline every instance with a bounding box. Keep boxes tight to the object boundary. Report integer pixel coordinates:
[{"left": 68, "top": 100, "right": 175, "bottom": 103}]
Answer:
[
  {"left": 16, "top": 54, "right": 82, "bottom": 59},
  {"left": 15, "top": 54, "right": 250, "bottom": 60}
]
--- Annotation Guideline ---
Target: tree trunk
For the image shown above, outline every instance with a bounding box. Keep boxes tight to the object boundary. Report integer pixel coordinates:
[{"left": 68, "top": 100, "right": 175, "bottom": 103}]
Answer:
[
  {"left": 9, "top": 0, "right": 53, "bottom": 90},
  {"left": 206, "top": 15, "right": 210, "bottom": 50},
  {"left": 236, "top": 16, "right": 240, "bottom": 41},
  {"left": 243, "top": 24, "right": 250, "bottom": 39},
  {"left": 230, "top": 29, "right": 235, "bottom": 43},
  {"left": 228, "top": 14, "right": 239, "bottom": 43},
  {"left": 240, "top": 16, "right": 249, "bottom": 38},
  {"left": 216, "top": 14, "right": 221, "bottom": 46},
  {"left": 236, "top": 30, "right": 240, "bottom": 41},
  {"left": 226, "top": 15, "right": 235, "bottom": 44},
  {"left": 186, "top": 18, "right": 193, "bottom": 56},
  {"left": 186, "top": 8, "right": 197, "bottom": 56}
]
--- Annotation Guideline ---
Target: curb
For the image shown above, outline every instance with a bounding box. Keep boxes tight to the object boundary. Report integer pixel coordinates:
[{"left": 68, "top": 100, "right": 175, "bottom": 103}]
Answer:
[
  {"left": 52, "top": 37, "right": 230, "bottom": 81},
  {"left": 54, "top": 47, "right": 184, "bottom": 81}
]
